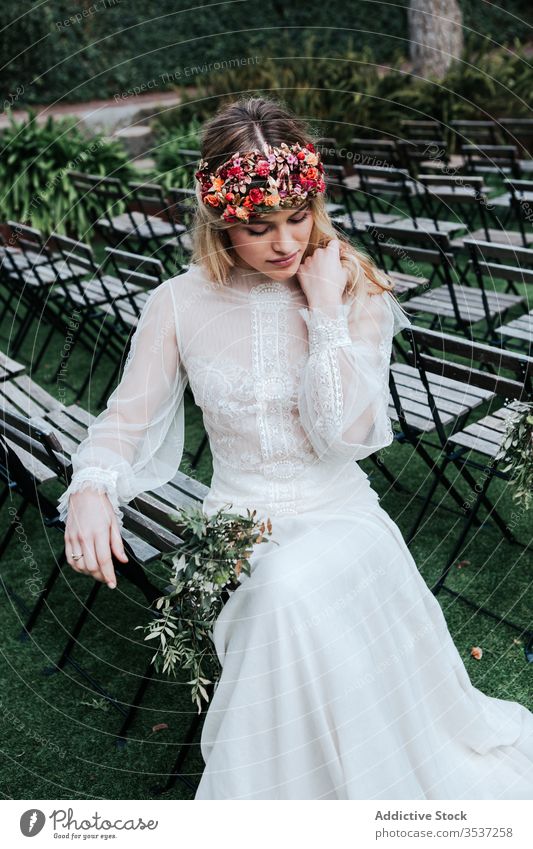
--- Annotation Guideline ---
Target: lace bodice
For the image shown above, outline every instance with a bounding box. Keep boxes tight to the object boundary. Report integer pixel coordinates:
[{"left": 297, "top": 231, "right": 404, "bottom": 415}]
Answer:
[{"left": 57, "top": 262, "right": 411, "bottom": 525}]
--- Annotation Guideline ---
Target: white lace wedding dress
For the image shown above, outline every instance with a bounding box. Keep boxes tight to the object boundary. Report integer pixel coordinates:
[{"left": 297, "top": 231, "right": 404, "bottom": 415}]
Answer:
[{"left": 57, "top": 261, "right": 533, "bottom": 800}]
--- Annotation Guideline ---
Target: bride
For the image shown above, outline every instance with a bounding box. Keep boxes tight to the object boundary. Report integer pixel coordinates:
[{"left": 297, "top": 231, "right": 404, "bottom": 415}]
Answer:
[{"left": 59, "top": 96, "right": 533, "bottom": 800}]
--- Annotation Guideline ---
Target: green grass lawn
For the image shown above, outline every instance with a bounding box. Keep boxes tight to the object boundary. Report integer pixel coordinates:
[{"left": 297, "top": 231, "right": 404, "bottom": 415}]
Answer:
[{"left": 0, "top": 264, "right": 531, "bottom": 801}]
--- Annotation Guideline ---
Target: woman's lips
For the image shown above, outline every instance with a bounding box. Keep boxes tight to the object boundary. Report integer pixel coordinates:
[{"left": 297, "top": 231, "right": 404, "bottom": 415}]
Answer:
[{"left": 267, "top": 251, "right": 299, "bottom": 266}]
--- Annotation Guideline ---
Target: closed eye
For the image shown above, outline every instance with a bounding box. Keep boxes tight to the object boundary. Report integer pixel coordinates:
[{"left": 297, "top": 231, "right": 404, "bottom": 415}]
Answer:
[{"left": 246, "top": 209, "right": 310, "bottom": 236}]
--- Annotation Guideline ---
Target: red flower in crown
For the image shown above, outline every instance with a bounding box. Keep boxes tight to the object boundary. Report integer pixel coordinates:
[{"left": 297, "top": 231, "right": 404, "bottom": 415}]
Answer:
[
  {"left": 255, "top": 160, "right": 271, "bottom": 177},
  {"left": 248, "top": 188, "right": 265, "bottom": 204},
  {"left": 195, "top": 140, "right": 327, "bottom": 222}
]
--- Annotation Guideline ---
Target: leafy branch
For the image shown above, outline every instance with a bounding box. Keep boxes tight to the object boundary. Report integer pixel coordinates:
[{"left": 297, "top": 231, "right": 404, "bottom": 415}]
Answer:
[
  {"left": 135, "top": 503, "right": 277, "bottom": 713},
  {"left": 496, "top": 401, "right": 533, "bottom": 512}
]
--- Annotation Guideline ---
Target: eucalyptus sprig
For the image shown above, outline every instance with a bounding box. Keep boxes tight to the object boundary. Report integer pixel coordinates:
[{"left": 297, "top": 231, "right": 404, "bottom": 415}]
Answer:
[
  {"left": 135, "top": 503, "right": 277, "bottom": 713},
  {"left": 496, "top": 401, "right": 533, "bottom": 512}
]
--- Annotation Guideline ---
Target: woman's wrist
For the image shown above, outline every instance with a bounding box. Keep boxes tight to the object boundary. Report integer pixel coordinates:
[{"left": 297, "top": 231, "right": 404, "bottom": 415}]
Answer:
[{"left": 306, "top": 299, "right": 344, "bottom": 317}]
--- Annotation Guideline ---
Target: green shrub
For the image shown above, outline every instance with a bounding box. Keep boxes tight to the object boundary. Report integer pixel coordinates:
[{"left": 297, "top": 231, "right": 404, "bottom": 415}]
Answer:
[
  {"left": 150, "top": 115, "right": 202, "bottom": 189},
  {"left": 152, "top": 33, "right": 533, "bottom": 153},
  {"left": 0, "top": 108, "right": 134, "bottom": 235}
]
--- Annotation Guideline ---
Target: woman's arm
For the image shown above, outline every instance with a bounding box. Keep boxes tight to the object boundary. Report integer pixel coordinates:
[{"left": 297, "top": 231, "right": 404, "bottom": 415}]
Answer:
[
  {"left": 59, "top": 278, "right": 188, "bottom": 585},
  {"left": 298, "top": 284, "right": 410, "bottom": 461}
]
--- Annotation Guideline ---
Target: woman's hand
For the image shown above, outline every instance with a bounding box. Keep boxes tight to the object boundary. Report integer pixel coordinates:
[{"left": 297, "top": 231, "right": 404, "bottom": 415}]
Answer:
[
  {"left": 65, "top": 489, "right": 129, "bottom": 589},
  {"left": 296, "top": 238, "right": 349, "bottom": 310}
]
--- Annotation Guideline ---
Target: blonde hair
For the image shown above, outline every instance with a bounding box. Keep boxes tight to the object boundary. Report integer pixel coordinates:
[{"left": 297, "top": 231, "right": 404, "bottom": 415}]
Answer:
[{"left": 190, "top": 95, "right": 394, "bottom": 297}]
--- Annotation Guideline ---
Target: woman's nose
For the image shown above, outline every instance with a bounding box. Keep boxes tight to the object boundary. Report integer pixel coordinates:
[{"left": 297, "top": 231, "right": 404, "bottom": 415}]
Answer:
[{"left": 271, "top": 229, "right": 299, "bottom": 252}]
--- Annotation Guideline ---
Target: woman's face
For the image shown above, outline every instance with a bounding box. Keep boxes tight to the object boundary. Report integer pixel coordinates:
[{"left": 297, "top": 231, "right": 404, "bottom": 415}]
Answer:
[{"left": 226, "top": 202, "right": 314, "bottom": 281}]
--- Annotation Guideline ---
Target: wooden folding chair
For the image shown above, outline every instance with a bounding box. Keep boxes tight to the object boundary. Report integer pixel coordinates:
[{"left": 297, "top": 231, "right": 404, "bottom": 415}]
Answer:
[
  {"left": 502, "top": 179, "right": 533, "bottom": 248},
  {"left": 2, "top": 400, "right": 209, "bottom": 787},
  {"left": 388, "top": 337, "right": 495, "bottom": 542},
  {"left": 416, "top": 174, "right": 526, "bottom": 251},
  {"left": 366, "top": 223, "right": 525, "bottom": 341},
  {"left": 498, "top": 119, "right": 533, "bottom": 174},
  {"left": 461, "top": 144, "right": 522, "bottom": 180},
  {"left": 325, "top": 164, "right": 404, "bottom": 239},
  {"left": 400, "top": 120, "right": 443, "bottom": 142},
  {"left": 451, "top": 120, "right": 500, "bottom": 148},
  {"left": 157, "top": 187, "right": 197, "bottom": 271},
  {"left": 399, "top": 324, "right": 533, "bottom": 656},
  {"left": 348, "top": 138, "right": 401, "bottom": 171},
  {"left": 463, "top": 239, "right": 533, "bottom": 350},
  {"left": 1, "top": 222, "right": 88, "bottom": 361},
  {"left": 396, "top": 138, "right": 450, "bottom": 177}
]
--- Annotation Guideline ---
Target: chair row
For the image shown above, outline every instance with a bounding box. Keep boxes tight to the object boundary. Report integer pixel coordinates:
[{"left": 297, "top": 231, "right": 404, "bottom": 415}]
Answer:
[
  {"left": 68, "top": 170, "right": 196, "bottom": 273},
  {"left": 0, "top": 221, "right": 177, "bottom": 407},
  {"left": 0, "top": 350, "right": 209, "bottom": 795},
  {"left": 366, "top": 223, "right": 533, "bottom": 350},
  {"left": 326, "top": 164, "right": 533, "bottom": 251}
]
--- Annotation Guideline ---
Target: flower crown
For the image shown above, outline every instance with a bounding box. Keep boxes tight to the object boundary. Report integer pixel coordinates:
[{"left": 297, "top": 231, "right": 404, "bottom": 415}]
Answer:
[{"left": 194, "top": 141, "right": 326, "bottom": 223}]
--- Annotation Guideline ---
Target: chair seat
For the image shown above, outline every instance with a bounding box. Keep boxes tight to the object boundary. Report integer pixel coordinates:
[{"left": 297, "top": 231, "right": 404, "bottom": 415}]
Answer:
[
  {"left": 0, "top": 352, "right": 26, "bottom": 381},
  {"left": 62, "top": 276, "right": 145, "bottom": 309},
  {"left": 0, "top": 248, "right": 62, "bottom": 269},
  {"left": 451, "top": 228, "right": 528, "bottom": 249},
  {"left": 0, "top": 373, "right": 64, "bottom": 420},
  {"left": 389, "top": 361, "right": 494, "bottom": 433},
  {"left": 163, "top": 231, "right": 194, "bottom": 253},
  {"left": 387, "top": 271, "right": 428, "bottom": 297},
  {"left": 402, "top": 283, "right": 524, "bottom": 323},
  {"left": 341, "top": 174, "right": 360, "bottom": 189},
  {"left": 496, "top": 309, "right": 533, "bottom": 345},
  {"left": 102, "top": 211, "right": 183, "bottom": 240},
  {"left": 325, "top": 202, "right": 346, "bottom": 215},
  {"left": 14, "top": 258, "right": 88, "bottom": 287},
  {"left": 447, "top": 401, "right": 523, "bottom": 458},
  {"left": 384, "top": 217, "right": 464, "bottom": 235},
  {"left": 332, "top": 211, "right": 402, "bottom": 232},
  {"left": 3, "top": 435, "right": 58, "bottom": 484},
  {"left": 98, "top": 293, "right": 151, "bottom": 326}
]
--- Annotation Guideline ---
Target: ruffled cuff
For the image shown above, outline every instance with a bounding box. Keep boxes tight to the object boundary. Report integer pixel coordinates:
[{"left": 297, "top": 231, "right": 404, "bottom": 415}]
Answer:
[
  {"left": 57, "top": 467, "right": 124, "bottom": 527},
  {"left": 298, "top": 303, "right": 352, "bottom": 353}
]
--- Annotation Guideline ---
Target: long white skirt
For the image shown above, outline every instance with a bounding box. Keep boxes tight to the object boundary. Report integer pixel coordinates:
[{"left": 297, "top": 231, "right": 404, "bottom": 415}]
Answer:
[{"left": 194, "top": 474, "right": 533, "bottom": 800}]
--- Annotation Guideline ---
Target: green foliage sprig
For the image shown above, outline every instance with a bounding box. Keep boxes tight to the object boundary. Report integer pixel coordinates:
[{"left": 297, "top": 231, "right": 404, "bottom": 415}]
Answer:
[
  {"left": 496, "top": 401, "right": 533, "bottom": 511},
  {"left": 135, "top": 503, "right": 277, "bottom": 713}
]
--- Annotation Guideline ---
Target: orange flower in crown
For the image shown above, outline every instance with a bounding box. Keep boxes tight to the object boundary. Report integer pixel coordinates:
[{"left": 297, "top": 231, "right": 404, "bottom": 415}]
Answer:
[{"left": 194, "top": 141, "right": 326, "bottom": 223}]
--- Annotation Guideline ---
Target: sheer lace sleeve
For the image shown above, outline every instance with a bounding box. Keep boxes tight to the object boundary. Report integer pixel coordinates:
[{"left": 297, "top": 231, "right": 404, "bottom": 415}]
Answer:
[
  {"left": 57, "top": 278, "right": 188, "bottom": 528},
  {"left": 297, "top": 283, "right": 411, "bottom": 461}
]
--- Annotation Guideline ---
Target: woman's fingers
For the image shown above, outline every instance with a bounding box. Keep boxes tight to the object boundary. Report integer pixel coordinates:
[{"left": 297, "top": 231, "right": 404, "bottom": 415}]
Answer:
[
  {"left": 110, "top": 521, "right": 128, "bottom": 564},
  {"left": 94, "top": 534, "right": 117, "bottom": 589},
  {"left": 66, "top": 535, "right": 88, "bottom": 572},
  {"left": 82, "top": 538, "right": 100, "bottom": 574}
]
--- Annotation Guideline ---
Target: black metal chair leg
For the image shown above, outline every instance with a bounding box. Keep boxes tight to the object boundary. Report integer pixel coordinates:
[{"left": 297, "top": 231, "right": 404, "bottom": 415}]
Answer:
[
  {"left": 189, "top": 433, "right": 208, "bottom": 471},
  {"left": 369, "top": 451, "right": 406, "bottom": 493},
  {"left": 0, "top": 496, "right": 30, "bottom": 560},
  {"left": 414, "top": 441, "right": 479, "bottom": 519},
  {"left": 154, "top": 702, "right": 210, "bottom": 795},
  {"left": 431, "top": 470, "right": 494, "bottom": 595},
  {"left": 115, "top": 657, "right": 157, "bottom": 743},
  {"left": 52, "top": 580, "right": 102, "bottom": 671},
  {"left": 10, "top": 303, "right": 36, "bottom": 357},
  {"left": 450, "top": 456, "right": 517, "bottom": 544},
  {"left": 406, "top": 454, "right": 451, "bottom": 544},
  {"left": 32, "top": 322, "right": 59, "bottom": 373},
  {"left": 21, "top": 550, "right": 66, "bottom": 638}
]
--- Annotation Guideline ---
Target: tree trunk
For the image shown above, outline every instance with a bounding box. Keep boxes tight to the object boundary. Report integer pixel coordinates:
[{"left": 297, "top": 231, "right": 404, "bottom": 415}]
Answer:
[{"left": 408, "top": 0, "right": 464, "bottom": 80}]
